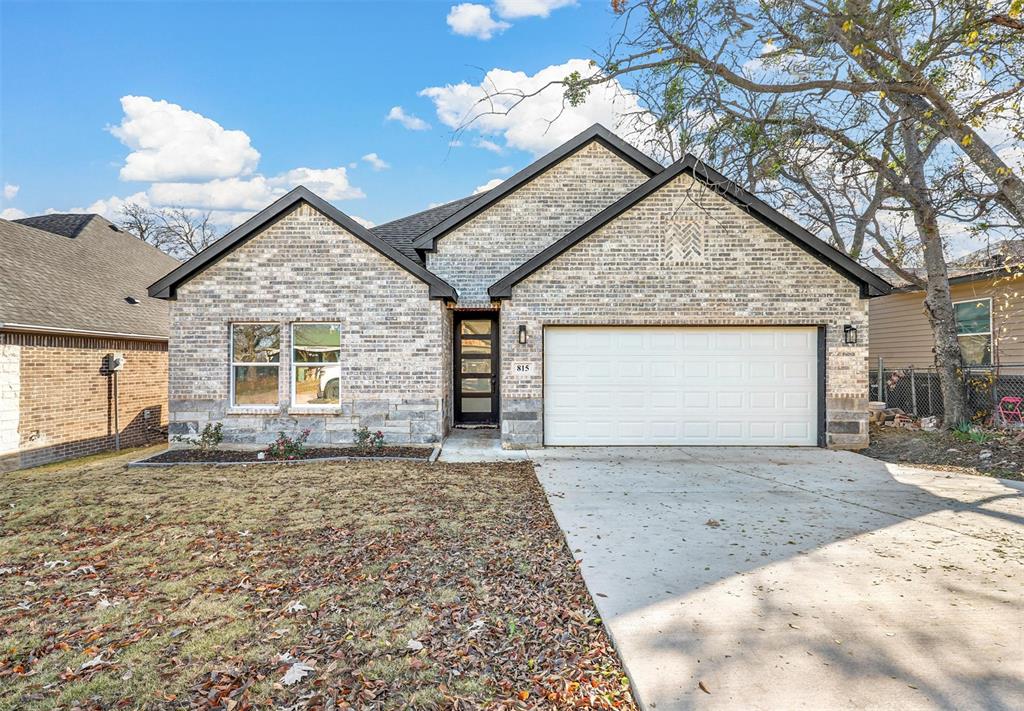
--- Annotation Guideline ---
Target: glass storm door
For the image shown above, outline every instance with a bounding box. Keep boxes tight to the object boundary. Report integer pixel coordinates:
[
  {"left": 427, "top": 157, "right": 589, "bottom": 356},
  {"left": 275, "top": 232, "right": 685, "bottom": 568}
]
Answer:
[{"left": 455, "top": 313, "right": 499, "bottom": 424}]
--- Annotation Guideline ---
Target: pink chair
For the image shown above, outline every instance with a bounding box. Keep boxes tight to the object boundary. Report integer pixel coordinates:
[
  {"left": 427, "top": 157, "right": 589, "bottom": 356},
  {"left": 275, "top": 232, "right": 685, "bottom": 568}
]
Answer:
[{"left": 998, "top": 396, "right": 1024, "bottom": 425}]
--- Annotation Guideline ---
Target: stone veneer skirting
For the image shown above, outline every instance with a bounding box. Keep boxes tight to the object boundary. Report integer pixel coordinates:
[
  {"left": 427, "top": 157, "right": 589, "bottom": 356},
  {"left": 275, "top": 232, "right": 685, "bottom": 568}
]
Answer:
[{"left": 168, "top": 397, "right": 443, "bottom": 446}]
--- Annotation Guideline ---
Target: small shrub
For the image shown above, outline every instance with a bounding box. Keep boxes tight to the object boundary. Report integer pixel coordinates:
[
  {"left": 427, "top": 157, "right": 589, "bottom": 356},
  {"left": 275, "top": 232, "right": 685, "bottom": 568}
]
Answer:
[
  {"left": 173, "top": 423, "right": 223, "bottom": 452},
  {"left": 265, "top": 429, "right": 311, "bottom": 460},
  {"left": 352, "top": 426, "right": 385, "bottom": 453},
  {"left": 951, "top": 421, "right": 994, "bottom": 444}
]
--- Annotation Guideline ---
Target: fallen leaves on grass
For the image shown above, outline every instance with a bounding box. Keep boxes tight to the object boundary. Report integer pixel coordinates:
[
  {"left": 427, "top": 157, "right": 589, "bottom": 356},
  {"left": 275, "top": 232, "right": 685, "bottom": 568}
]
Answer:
[{"left": 0, "top": 457, "right": 636, "bottom": 709}]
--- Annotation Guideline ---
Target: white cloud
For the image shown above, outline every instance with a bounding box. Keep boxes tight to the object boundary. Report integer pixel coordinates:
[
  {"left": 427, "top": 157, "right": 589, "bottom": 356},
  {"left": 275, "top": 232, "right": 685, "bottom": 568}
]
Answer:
[
  {"left": 148, "top": 167, "right": 363, "bottom": 212},
  {"left": 3, "top": 183, "right": 19, "bottom": 200},
  {"left": 474, "top": 138, "right": 504, "bottom": 153},
  {"left": 491, "top": 165, "right": 515, "bottom": 175},
  {"left": 109, "top": 96, "right": 260, "bottom": 182},
  {"left": 386, "top": 106, "right": 431, "bottom": 131},
  {"left": 1, "top": 207, "right": 27, "bottom": 220},
  {"left": 350, "top": 215, "right": 376, "bottom": 229},
  {"left": 447, "top": 3, "right": 510, "bottom": 39},
  {"left": 361, "top": 152, "right": 390, "bottom": 171},
  {"left": 494, "top": 0, "right": 576, "bottom": 19},
  {"left": 421, "top": 58, "right": 654, "bottom": 156},
  {"left": 473, "top": 178, "right": 504, "bottom": 194},
  {"left": 56, "top": 97, "right": 368, "bottom": 232}
]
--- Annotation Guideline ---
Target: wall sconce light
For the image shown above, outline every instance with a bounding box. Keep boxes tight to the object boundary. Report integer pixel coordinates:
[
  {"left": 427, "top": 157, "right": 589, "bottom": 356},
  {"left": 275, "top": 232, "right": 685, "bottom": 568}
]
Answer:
[
  {"left": 843, "top": 324, "right": 858, "bottom": 345},
  {"left": 518, "top": 325, "right": 527, "bottom": 344}
]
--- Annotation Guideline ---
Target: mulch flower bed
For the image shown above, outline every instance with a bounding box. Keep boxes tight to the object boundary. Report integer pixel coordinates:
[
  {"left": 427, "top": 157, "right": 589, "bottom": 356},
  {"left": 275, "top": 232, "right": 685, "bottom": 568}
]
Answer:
[{"left": 144, "top": 445, "right": 432, "bottom": 463}]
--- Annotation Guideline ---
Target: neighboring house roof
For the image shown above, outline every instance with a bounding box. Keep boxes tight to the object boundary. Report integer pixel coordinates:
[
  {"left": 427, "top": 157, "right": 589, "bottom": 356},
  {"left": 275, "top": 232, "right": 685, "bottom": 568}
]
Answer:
[
  {"left": 1, "top": 214, "right": 179, "bottom": 339},
  {"left": 489, "top": 155, "right": 893, "bottom": 299},
  {"left": 411, "top": 123, "right": 664, "bottom": 254},
  {"left": 874, "top": 239, "right": 1024, "bottom": 291},
  {"left": 370, "top": 193, "right": 485, "bottom": 264},
  {"left": 148, "top": 186, "right": 458, "bottom": 300},
  {"left": 951, "top": 239, "right": 1024, "bottom": 270}
]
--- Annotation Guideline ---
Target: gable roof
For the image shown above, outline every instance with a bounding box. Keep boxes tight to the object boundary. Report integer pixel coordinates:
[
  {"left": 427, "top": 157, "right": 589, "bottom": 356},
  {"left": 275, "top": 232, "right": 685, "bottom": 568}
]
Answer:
[
  {"left": 148, "top": 186, "right": 458, "bottom": 300},
  {"left": 1, "top": 214, "right": 179, "bottom": 339},
  {"left": 411, "top": 123, "right": 664, "bottom": 253},
  {"left": 488, "top": 155, "right": 893, "bottom": 299},
  {"left": 370, "top": 193, "right": 485, "bottom": 264}
]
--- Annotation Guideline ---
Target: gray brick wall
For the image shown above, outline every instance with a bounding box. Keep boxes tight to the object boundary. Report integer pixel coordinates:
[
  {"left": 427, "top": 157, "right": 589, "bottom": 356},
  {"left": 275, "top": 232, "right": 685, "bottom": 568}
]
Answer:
[
  {"left": 169, "top": 203, "right": 446, "bottom": 446},
  {"left": 426, "top": 141, "right": 649, "bottom": 306},
  {"left": 497, "top": 173, "right": 871, "bottom": 450}
]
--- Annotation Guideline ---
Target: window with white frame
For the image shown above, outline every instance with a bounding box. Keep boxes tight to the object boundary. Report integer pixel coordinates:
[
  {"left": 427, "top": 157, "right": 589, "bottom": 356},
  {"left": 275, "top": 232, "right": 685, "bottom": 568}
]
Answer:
[
  {"left": 292, "top": 323, "right": 341, "bottom": 407},
  {"left": 954, "top": 298, "right": 993, "bottom": 366},
  {"left": 230, "top": 323, "right": 280, "bottom": 406}
]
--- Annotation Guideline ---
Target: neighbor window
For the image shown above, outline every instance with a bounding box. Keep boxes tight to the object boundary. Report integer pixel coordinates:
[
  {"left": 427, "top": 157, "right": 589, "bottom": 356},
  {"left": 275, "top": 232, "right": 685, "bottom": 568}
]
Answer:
[
  {"left": 954, "top": 298, "right": 993, "bottom": 366},
  {"left": 292, "top": 323, "right": 341, "bottom": 407},
  {"left": 230, "top": 323, "right": 280, "bottom": 406}
]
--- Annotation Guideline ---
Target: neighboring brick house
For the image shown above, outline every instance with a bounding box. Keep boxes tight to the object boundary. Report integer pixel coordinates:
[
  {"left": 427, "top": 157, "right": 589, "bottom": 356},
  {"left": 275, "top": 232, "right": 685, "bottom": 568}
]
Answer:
[
  {"left": 150, "top": 124, "right": 891, "bottom": 451},
  {"left": 0, "top": 214, "right": 178, "bottom": 471}
]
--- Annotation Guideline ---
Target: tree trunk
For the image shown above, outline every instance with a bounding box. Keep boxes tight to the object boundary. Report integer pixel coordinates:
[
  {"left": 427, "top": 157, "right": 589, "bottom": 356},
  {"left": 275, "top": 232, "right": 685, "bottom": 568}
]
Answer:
[{"left": 915, "top": 212, "right": 967, "bottom": 427}]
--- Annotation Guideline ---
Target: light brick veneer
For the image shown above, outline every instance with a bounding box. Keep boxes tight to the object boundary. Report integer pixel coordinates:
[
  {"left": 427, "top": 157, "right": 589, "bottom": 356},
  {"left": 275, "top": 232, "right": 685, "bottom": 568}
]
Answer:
[
  {"left": 426, "top": 141, "right": 649, "bottom": 306},
  {"left": 497, "top": 173, "right": 870, "bottom": 449},
  {"left": 169, "top": 203, "right": 447, "bottom": 446}
]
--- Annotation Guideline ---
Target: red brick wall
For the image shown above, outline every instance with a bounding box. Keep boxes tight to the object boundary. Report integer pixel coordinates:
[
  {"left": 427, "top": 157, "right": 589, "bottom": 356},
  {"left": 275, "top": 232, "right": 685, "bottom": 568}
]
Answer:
[{"left": 0, "top": 333, "right": 168, "bottom": 471}]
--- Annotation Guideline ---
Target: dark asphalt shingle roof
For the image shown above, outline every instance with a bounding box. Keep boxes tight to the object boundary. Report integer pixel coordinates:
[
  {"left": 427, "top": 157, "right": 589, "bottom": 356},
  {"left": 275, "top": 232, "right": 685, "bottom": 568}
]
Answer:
[
  {"left": 1, "top": 214, "right": 179, "bottom": 338},
  {"left": 370, "top": 194, "right": 485, "bottom": 264},
  {"left": 14, "top": 213, "right": 97, "bottom": 238}
]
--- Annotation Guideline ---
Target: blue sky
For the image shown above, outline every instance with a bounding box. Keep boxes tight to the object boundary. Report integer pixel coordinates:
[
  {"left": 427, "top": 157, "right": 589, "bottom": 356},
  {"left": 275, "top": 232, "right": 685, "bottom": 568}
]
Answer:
[{"left": 1, "top": 0, "right": 639, "bottom": 228}]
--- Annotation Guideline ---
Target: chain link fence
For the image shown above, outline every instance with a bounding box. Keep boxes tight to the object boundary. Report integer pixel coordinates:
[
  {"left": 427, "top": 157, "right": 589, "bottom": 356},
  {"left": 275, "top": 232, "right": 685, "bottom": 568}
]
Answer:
[{"left": 869, "top": 363, "right": 1024, "bottom": 424}]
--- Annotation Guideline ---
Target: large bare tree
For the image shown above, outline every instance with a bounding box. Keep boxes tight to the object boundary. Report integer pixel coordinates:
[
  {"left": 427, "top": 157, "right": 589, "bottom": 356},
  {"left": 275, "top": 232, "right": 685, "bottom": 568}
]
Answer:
[
  {"left": 118, "top": 203, "right": 219, "bottom": 259},
  {"left": 466, "top": 0, "right": 1022, "bottom": 426}
]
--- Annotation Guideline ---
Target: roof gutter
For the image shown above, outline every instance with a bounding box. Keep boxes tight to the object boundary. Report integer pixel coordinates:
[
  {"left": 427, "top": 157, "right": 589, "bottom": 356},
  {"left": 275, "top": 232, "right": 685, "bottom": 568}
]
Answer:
[{"left": 0, "top": 323, "right": 168, "bottom": 341}]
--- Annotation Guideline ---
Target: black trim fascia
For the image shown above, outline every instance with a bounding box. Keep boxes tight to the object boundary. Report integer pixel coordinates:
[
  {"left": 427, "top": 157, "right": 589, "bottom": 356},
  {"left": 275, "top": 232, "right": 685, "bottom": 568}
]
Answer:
[
  {"left": 148, "top": 186, "right": 458, "bottom": 301},
  {"left": 411, "top": 123, "right": 663, "bottom": 254},
  {"left": 488, "top": 156, "right": 892, "bottom": 299}
]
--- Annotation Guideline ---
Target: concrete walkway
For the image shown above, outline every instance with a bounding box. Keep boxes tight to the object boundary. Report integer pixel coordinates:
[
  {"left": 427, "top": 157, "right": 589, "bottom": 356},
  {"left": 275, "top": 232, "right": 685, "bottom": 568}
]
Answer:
[
  {"left": 533, "top": 447, "right": 1024, "bottom": 711},
  {"left": 437, "top": 427, "right": 530, "bottom": 462}
]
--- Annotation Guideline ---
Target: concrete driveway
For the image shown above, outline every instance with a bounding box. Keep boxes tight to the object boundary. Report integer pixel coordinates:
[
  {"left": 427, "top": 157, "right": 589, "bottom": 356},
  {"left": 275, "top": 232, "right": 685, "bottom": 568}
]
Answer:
[{"left": 533, "top": 447, "right": 1024, "bottom": 710}]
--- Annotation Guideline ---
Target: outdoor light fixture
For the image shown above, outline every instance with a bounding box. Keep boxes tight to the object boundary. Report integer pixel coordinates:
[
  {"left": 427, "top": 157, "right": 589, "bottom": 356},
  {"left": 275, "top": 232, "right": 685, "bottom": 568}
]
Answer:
[
  {"left": 844, "top": 324, "right": 858, "bottom": 345},
  {"left": 518, "top": 325, "right": 527, "bottom": 344}
]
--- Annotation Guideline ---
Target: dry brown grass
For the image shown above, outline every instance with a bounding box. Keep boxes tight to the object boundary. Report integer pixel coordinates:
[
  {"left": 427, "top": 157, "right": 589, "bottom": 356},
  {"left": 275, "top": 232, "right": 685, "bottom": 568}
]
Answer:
[{"left": 0, "top": 448, "right": 633, "bottom": 709}]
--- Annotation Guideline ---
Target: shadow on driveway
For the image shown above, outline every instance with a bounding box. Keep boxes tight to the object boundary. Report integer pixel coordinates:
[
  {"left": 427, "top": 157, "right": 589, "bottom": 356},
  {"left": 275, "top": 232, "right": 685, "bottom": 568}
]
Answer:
[{"left": 533, "top": 447, "right": 1024, "bottom": 710}]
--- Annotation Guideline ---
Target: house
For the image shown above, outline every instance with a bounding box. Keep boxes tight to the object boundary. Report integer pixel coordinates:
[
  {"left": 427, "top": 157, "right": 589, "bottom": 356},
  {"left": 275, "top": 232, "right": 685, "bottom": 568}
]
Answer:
[
  {"left": 149, "top": 124, "right": 891, "bottom": 451},
  {"left": 870, "top": 241, "right": 1024, "bottom": 369},
  {"left": 0, "top": 214, "right": 179, "bottom": 471}
]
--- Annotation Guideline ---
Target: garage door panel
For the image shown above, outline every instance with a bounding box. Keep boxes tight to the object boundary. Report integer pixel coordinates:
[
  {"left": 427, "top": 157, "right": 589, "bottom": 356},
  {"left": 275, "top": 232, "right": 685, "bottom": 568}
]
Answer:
[{"left": 543, "top": 326, "right": 818, "bottom": 446}]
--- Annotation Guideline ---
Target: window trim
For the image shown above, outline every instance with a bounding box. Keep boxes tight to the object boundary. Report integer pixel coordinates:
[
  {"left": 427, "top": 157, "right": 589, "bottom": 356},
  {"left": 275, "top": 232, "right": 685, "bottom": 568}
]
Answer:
[
  {"left": 290, "top": 322, "right": 342, "bottom": 410},
  {"left": 953, "top": 297, "right": 993, "bottom": 366},
  {"left": 229, "top": 322, "right": 281, "bottom": 409}
]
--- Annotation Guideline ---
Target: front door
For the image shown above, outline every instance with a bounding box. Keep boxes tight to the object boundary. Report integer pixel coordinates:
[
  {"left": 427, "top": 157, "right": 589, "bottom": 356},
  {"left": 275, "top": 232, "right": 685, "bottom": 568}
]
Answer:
[{"left": 454, "top": 312, "right": 499, "bottom": 424}]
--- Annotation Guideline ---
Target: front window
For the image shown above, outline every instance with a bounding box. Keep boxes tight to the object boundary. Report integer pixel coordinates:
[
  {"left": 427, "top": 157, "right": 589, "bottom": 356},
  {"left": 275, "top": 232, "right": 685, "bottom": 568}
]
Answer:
[
  {"left": 231, "top": 323, "right": 280, "bottom": 406},
  {"left": 292, "top": 323, "right": 341, "bottom": 407},
  {"left": 954, "top": 298, "right": 992, "bottom": 366}
]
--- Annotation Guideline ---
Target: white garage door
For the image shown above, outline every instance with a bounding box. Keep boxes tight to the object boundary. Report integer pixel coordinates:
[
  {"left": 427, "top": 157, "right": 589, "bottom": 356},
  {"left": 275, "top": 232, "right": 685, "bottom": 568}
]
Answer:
[{"left": 544, "top": 327, "right": 819, "bottom": 446}]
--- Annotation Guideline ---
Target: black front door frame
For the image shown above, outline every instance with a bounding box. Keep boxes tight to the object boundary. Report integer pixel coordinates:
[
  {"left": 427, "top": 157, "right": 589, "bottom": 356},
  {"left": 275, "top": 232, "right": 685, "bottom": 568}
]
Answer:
[{"left": 453, "top": 310, "right": 500, "bottom": 425}]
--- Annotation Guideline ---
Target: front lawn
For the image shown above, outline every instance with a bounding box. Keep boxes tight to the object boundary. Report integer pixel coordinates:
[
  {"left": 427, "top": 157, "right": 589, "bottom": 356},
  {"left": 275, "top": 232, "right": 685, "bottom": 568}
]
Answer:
[{"left": 0, "top": 450, "right": 634, "bottom": 709}]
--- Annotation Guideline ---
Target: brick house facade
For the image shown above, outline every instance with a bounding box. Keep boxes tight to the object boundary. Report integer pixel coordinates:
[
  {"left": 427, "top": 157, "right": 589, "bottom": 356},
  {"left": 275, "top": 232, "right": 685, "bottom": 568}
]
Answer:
[
  {"left": 151, "top": 125, "right": 891, "bottom": 451},
  {"left": 0, "top": 215, "right": 177, "bottom": 472}
]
